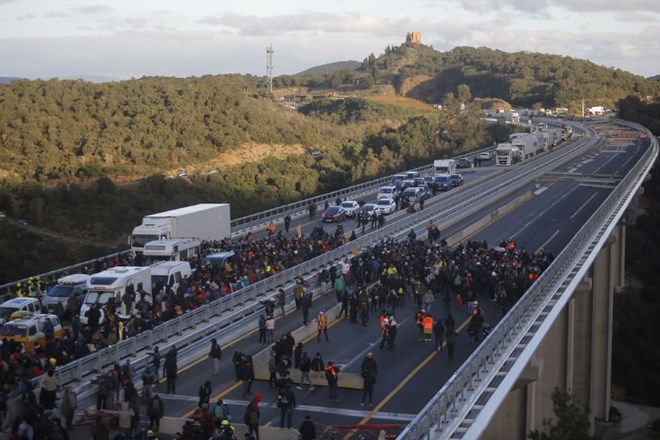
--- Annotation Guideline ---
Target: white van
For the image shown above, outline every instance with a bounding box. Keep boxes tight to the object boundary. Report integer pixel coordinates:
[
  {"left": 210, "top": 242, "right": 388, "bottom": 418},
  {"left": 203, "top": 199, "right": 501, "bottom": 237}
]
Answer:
[
  {"left": 150, "top": 261, "right": 192, "bottom": 294},
  {"left": 0, "top": 297, "right": 42, "bottom": 325}
]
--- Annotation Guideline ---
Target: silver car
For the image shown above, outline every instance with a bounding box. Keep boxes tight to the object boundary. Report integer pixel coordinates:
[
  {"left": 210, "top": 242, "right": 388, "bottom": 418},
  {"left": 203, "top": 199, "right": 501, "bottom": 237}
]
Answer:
[{"left": 43, "top": 274, "right": 90, "bottom": 318}]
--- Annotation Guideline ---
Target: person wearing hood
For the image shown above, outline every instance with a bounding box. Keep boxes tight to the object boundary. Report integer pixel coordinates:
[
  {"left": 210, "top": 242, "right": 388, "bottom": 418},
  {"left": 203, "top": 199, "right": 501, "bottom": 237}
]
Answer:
[
  {"left": 244, "top": 393, "right": 263, "bottom": 440},
  {"left": 209, "top": 338, "right": 222, "bottom": 376},
  {"left": 360, "top": 353, "right": 378, "bottom": 407},
  {"left": 147, "top": 394, "right": 164, "bottom": 432}
]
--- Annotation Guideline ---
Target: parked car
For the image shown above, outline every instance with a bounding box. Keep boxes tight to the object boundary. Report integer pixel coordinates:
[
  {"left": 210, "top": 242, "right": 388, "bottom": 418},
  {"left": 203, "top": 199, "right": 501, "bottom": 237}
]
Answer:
[
  {"left": 400, "top": 187, "right": 425, "bottom": 209},
  {"left": 399, "top": 179, "right": 415, "bottom": 191},
  {"left": 431, "top": 174, "right": 453, "bottom": 192},
  {"left": 377, "top": 185, "right": 398, "bottom": 200},
  {"left": 322, "top": 206, "right": 346, "bottom": 223},
  {"left": 375, "top": 198, "right": 397, "bottom": 215},
  {"left": 0, "top": 297, "right": 42, "bottom": 325},
  {"left": 0, "top": 313, "right": 63, "bottom": 352},
  {"left": 18, "top": 219, "right": 28, "bottom": 226},
  {"left": 357, "top": 203, "right": 379, "bottom": 219},
  {"left": 456, "top": 158, "right": 471, "bottom": 169},
  {"left": 479, "top": 152, "right": 492, "bottom": 161},
  {"left": 340, "top": 200, "right": 360, "bottom": 217},
  {"left": 43, "top": 274, "right": 90, "bottom": 318},
  {"left": 449, "top": 173, "right": 464, "bottom": 187}
]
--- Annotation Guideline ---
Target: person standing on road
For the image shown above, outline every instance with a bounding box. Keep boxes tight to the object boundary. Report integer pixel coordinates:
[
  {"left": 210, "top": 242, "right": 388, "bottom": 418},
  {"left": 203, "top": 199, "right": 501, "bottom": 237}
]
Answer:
[
  {"left": 298, "top": 352, "right": 314, "bottom": 390},
  {"left": 299, "top": 414, "right": 317, "bottom": 440},
  {"left": 301, "top": 291, "right": 312, "bottom": 326},
  {"left": 164, "top": 348, "right": 178, "bottom": 394},
  {"left": 446, "top": 328, "right": 458, "bottom": 362},
  {"left": 317, "top": 311, "right": 329, "bottom": 343},
  {"left": 433, "top": 317, "right": 445, "bottom": 352},
  {"left": 147, "top": 394, "right": 164, "bottom": 432},
  {"left": 60, "top": 386, "right": 78, "bottom": 430},
  {"left": 240, "top": 355, "right": 255, "bottom": 398},
  {"left": 209, "top": 338, "right": 222, "bottom": 376},
  {"left": 324, "top": 361, "right": 340, "bottom": 402},
  {"left": 360, "top": 353, "right": 377, "bottom": 407},
  {"left": 244, "top": 393, "right": 263, "bottom": 440},
  {"left": 284, "top": 214, "right": 291, "bottom": 233},
  {"left": 198, "top": 380, "right": 212, "bottom": 408},
  {"left": 277, "top": 385, "right": 296, "bottom": 429}
]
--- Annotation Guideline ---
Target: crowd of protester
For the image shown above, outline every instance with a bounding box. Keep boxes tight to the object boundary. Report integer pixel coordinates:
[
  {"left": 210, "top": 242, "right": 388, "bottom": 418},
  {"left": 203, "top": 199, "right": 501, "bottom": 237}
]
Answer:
[{"left": 0, "top": 199, "right": 556, "bottom": 438}]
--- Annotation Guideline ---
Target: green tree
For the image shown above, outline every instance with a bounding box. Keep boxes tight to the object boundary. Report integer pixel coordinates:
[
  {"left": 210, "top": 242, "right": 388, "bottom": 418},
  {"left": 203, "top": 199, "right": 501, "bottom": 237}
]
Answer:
[{"left": 528, "top": 387, "right": 594, "bottom": 440}]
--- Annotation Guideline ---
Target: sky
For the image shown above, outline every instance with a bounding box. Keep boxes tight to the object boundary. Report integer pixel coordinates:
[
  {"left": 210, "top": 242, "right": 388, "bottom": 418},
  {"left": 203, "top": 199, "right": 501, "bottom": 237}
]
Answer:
[{"left": 0, "top": 0, "right": 659, "bottom": 81}]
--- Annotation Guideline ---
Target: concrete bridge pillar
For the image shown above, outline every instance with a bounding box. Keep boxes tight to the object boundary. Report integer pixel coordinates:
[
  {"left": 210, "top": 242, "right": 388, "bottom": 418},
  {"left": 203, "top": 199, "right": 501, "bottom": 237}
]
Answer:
[{"left": 482, "top": 223, "right": 625, "bottom": 438}]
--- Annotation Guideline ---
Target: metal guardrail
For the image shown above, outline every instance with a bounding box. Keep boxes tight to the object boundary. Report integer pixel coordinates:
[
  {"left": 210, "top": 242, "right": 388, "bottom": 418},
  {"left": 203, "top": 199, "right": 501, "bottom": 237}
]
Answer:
[
  {"left": 397, "top": 120, "right": 658, "bottom": 439},
  {"left": 0, "top": 146, "right": 494, "bottom": 300},
  {"left": 51, "top": 127, "right": 594, "bottom": 408}
]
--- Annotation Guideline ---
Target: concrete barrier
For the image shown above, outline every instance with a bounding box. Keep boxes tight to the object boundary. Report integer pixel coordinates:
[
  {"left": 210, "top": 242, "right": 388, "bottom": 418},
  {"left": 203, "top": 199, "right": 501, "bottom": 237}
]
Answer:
[{"left": 252, "top": 302, "right": 365, "bottom": 390}]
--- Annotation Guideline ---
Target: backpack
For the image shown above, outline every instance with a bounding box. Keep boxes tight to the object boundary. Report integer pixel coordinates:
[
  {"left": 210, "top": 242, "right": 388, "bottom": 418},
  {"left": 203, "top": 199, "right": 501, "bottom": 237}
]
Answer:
[
  {"left": 243, "top": 406, "right": 258, "bottom": 426},
  {"left": 152, "top": 397, "right": 160, "bottom": 411},
  {"left": 214, "top": 403, "right": 229, "bottom": 421}
]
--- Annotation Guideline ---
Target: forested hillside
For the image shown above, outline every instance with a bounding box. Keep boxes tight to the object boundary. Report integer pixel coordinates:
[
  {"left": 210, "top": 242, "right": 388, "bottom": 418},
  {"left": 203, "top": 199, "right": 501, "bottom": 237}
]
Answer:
[{"left": 283, "top": 45, "right": 660, "bottom": 112}]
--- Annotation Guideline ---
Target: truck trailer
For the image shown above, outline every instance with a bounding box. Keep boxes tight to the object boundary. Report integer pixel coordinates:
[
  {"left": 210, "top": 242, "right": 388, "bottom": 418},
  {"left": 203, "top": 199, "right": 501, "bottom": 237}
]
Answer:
[
  {"left": 434, "top": 159, "right": 456, "bottom": 176},
  {"left": 511, "top": 133, "right": 538, "bottom": 159},
  {"left": 129, "top": 203, "right": 230, "bottom": 256}
]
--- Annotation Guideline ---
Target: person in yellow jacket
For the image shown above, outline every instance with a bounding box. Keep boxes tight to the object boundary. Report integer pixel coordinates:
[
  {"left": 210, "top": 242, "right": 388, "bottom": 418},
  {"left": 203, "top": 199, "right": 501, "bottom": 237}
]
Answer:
[
  {"left": 423, "top": 314, "right": 434, "bottom": 343},
  {"left": 317, "top": 311, "right": 329, "bottom": 343}
]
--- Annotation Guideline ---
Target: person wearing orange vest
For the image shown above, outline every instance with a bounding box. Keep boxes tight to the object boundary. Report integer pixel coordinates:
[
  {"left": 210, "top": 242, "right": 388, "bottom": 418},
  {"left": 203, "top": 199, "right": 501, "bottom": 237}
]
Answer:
[
  {"left": 267, "top": 222, "right": 276, "bottom": 236},
  {"left": 324, "top": 361, "right": 340, "bottom": 402},
  {"left": 317, "top": 311, "right": 329, "bottom": 343},
  {"left": 422, "top": 314, "right": 434, "bottom": 343}
]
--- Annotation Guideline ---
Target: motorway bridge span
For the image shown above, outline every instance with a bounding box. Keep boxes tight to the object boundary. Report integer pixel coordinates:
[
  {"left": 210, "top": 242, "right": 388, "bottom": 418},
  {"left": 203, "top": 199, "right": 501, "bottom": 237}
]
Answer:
[{"left": 398, "top": 119, "right": 658, "bottom": 439}]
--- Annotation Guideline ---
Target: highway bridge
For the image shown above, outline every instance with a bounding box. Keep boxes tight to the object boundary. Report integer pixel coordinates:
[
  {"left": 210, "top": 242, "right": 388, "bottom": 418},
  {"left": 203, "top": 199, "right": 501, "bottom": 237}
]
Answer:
[{"left": 4, "top": 118, "right": 657, "bottom": 439}]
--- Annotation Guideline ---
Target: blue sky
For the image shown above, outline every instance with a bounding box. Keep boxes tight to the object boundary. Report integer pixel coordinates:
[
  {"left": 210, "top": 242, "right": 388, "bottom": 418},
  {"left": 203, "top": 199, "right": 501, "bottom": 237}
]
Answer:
[{"left": 0, "top": 0, "right": 658, "bottom": 80}]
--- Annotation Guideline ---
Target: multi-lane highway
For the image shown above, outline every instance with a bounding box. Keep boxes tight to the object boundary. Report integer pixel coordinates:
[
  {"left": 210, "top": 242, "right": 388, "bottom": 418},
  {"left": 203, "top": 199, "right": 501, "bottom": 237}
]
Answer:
[{"left": 135, "top": 120, "right": 652, "bottom": 437}]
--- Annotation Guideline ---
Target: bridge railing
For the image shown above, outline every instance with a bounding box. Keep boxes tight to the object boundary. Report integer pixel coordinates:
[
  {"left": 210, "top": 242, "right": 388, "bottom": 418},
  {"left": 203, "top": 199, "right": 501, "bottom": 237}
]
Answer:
[
  {"left": 397, "top": 120, "right": 659, "bottom": 439},
  {"left": 0, "top": 145, "right": 498, "bottom": 300}
]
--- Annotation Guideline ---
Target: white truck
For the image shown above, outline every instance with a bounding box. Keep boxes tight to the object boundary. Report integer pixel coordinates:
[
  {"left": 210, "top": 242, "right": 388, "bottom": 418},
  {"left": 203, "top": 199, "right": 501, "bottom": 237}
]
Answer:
[
  {"left": 495, "top": 143, "right": 522, "bottom": 166},
  {"left": 535, "top": 132, "right": 549, "bottom": 152},
  {"left": 547, "top": 127, "right": 564, "bottom": 147},
  {"left": 142, "top": 237, "right": 202, "bottom": 265},
  {"left": 433, "top": 159, "right": 456, "bottom": 176},
  {"left": 129, "top": 203, "right": 230, "bottom": 256},
  {"left": 80, "top": 266, "right": 152, "bottom": 324},
  {"left": 511, "top": 133, "right": 538, "bottom": 159}
]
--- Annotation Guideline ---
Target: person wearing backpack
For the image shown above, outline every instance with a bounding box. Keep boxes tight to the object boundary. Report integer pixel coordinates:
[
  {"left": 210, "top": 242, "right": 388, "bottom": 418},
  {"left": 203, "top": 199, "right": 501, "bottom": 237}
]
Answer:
[
  {"left": 212, "top": 398, "right": 230, "bottom": 426},
  {"left": 199, "top": 380, "right": 212, "bottom": 408},
  {"left": 147, "top": 394, "right": 164, "bottom": 432}
]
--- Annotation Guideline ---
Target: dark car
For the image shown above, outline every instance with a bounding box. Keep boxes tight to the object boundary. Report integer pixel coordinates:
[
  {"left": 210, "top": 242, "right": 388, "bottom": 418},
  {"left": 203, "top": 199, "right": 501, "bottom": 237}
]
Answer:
[
  {"left": 322, "top": 206, "right": 346, "bottom": 223},
  {"left": 431, "top": 174, "right": 453, "bottom": 191},
  {"left": 456, "top": 158, "right": 471, "bottom": 169},
  {"left": 449, "top": 173, "right": 464, "bottom": 187}
]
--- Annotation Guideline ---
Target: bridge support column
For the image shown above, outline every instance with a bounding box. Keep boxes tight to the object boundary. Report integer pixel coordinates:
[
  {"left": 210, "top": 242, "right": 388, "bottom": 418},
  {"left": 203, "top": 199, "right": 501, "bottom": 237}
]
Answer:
[{"left": 483, "top": 223, "right": 625, "bottom": 438}]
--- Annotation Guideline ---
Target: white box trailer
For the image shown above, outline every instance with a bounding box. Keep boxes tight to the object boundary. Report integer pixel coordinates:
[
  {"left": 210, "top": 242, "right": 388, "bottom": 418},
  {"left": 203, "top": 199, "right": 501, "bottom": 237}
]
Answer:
[
  {"left": 129, "top": 203, "right": 230, "bottom": 256},
  {"left": 511, "top": 133, "right": 538, "bottom": 159}
]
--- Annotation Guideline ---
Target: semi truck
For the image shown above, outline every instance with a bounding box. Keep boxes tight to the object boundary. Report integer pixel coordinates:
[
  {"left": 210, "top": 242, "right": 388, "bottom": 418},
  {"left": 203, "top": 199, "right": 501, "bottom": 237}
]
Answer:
[
  {"left": 142, "top": 237, "right": 202, "bottom": 265},
  {"left": 434, "top": 159, "right": 456, "bottom": 176},
  {"left": 511, "top": 133, "right": 539, "bottom": 159},
  {"left": 129, "top": 203, "right": 230, "bottom": 256},
  {"left": 495, "top": 143, "right": 522, "bottom": 166}
]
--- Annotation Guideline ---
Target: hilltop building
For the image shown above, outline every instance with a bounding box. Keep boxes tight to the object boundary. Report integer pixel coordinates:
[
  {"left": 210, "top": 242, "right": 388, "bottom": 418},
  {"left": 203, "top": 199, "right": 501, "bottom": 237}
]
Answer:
[{"left": 406, "top": 32, "right": 422, "bottom": 44}]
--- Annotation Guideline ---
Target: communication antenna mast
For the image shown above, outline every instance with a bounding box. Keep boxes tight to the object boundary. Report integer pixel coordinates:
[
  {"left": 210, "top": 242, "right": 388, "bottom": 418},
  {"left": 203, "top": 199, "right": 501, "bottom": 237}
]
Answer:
[{"left": 266, "top": 43, "right": 274, "bottom": 94}]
